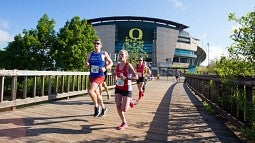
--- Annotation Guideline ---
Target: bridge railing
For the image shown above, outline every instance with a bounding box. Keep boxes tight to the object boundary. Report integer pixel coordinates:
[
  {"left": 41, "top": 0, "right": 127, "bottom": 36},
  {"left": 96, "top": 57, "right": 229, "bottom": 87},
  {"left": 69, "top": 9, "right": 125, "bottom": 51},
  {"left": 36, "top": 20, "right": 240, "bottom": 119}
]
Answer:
[
  {"left": 185, "top": 74, "right": 255, "bottom": 129},
  {"left": 0, "top": 70, "right": 115, "bottom": 110}
]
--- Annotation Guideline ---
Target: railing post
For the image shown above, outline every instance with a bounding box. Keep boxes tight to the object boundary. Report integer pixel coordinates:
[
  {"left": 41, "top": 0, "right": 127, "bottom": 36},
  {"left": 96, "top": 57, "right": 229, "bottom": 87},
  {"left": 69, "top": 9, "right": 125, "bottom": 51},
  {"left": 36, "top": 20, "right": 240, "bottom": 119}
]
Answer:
[
  {"left": 0, "top": 76, "right": 4, "bottom": 102},
  {"left": 55, "top": 75, "right": 59, "bottom": 94},
  {"left": 72, "top": 75, "right": 75, "bottom": 91},
  {"left": 81, "top": 75, "right": 84, "bottom": 90},
  {"left": 48, "top": 75, "right": 52, "bottom": 95},
  {"left": 32, "top": 76, "right": 36, "bottom": 97},
  {"left": 246, "top": 86, "right": 253, "bottom": 102},
  {"left": 245, "top": 86, "right": 253, "bottom": 127},
  {"left": 41, "top": 76, "right": 45, "bottom": 96},
  {"left": 66, "top": 75, "right": 70, "bottom": 93},
  {"left": 11, "top": 76, "right": 17, "bottom": 110},
  {"left": 76, "top": 75, "right": 79, "bottom": 91},
  {"left": 11, "top": 76, "right": 17, "bottom": 101},
  {"left": 23, "top": 76, "right": 27, "bottom": 99},
  {"left": 61, "top": 75, "right": 64, "bottom": 93}
]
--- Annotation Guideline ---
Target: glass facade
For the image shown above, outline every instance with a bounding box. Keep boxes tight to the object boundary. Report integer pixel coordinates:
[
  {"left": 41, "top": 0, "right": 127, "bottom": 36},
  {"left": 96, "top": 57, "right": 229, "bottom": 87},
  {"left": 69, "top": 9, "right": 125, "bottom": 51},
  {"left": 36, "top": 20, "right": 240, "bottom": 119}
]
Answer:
[
  {"left": 173, "top": 48, "right": 197, "bottom": 66},
  {"left": 114, "top": 21, "right": 155, "bottom": 62}
]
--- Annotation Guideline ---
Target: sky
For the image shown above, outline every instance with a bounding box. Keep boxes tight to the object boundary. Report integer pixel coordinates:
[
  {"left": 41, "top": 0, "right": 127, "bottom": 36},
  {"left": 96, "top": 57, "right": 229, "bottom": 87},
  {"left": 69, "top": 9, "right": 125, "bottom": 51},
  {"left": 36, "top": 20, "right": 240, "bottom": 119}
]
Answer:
[{"left": 0, "top": 0, "right": 254, "bottom": 66}]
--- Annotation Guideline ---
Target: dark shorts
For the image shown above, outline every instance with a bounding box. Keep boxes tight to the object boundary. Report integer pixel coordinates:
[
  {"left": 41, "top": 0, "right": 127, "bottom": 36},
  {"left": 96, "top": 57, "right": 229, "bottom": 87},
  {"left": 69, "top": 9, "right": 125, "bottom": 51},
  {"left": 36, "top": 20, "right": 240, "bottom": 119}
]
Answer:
[
  {"left": 115, "top": 88, "right": 132, "bottom": 97},
  {"left": 137, "top": 77, "right": 145, "bottom": 84}
]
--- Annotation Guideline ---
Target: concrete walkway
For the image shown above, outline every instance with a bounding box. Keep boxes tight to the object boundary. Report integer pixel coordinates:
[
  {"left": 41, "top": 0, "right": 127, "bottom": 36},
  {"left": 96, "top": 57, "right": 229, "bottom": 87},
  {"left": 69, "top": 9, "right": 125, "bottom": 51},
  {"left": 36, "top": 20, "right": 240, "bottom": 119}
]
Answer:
[{"left": 0, "top": 77, "right": 243, "bottom": 143}]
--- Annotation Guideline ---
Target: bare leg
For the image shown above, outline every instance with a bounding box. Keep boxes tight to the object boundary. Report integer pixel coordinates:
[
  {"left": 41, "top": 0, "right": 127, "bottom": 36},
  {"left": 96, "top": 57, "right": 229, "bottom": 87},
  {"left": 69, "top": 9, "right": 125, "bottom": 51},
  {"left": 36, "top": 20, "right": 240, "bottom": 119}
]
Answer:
[
  {"left": 99, "top": 84, "right": 103, "bottom": 95},
  {"left": 102, "top": 82, "right": 110, "bottom": 99},
  {"left": 137, "top": 82, "right": 144, "bottom": 101},
  {"left": 88, "top": 82, "right": 99, "bottom": 107},
  {"left": 95, "top": 86, "right": 105, "bottom": 109},
  {"left": 115, "top": 94, "right": 127, "bottom": 123}
]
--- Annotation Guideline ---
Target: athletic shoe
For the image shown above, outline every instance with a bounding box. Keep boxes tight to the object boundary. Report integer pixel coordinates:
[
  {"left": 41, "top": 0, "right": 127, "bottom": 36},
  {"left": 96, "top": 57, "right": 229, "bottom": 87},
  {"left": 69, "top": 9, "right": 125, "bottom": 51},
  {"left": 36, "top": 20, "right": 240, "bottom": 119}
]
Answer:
[
  {"left": 93, "top": 106, "right": 100, "bottom": 117},
  {"left": 129, "top": 99, "right": 134, "bottom": 108},
  {"left": 117, "top": 122, "right": 128, "bottom": 130},
  {"left": 99, "top": 107, "right": 108, "bottom": 117}
]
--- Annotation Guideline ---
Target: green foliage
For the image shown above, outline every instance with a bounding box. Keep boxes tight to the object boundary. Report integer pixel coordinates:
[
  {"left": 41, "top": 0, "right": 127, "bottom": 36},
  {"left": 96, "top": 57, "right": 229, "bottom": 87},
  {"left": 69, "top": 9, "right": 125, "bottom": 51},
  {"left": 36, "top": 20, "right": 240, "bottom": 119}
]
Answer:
[
  {"left": 215, "top": 56, "right": 254, "bottom": 77},
  {"left": 52, "top": 16, "right": 97, "bottom": 71},
  {"left": 207, "top": 60, "right": 217, "bottom": 74},
  {"left": 215, "top": 11, "right": 255, "bottom": 77},
  {"left": 240, "top": 127, "right": 255, "bottom": 142},
  {"left": 202, "top": 101, "right": 215, "bottom": 114},
  {"left": 211, "top": 11, "right": 255, "bottom": 142},
  {"left": 121, "top": 37, "right": 147, "bottom": 66},
  {"left": 1, "top": 14, "right": 56, "bottom": 70},
  {"left": 228, "top": 11, "right": 255, "bottom": 62},
  {"left": 0, "top": 14, "right": 97, "bottom": 71}
]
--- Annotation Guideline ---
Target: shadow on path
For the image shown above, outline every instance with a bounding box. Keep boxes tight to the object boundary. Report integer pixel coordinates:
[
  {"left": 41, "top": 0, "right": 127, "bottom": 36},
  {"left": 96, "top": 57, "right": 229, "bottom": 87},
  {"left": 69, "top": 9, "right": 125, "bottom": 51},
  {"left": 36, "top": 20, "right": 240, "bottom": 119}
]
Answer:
[
  {"left": 182, "top": 83, "right": 244, "bottom": 143},
  {"left": 144, "top": 82, "right": 176, "bottom": 142}
]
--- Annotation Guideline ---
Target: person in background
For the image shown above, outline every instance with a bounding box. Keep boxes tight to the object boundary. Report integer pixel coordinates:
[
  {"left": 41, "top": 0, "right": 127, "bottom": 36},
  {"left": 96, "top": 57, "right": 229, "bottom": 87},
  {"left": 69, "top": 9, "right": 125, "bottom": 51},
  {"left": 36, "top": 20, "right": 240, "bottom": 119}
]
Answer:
[
  {"left": 113, "top": 49, "right": 137, "bottom": 130},
  {"left": 142, "top": 61, "right": 151, "bottom": 93},
  {"left": 85, "top": 39, "right": 113, "bottom": 117},
  {"left": 175, "top": 70, "right": 180, "bottom": 82},
  {"left": 99, "top": 69, "right": 110, "bottom": 100},
  {"left": 135, "top": 57, "right": 145, "bottom": 102}
]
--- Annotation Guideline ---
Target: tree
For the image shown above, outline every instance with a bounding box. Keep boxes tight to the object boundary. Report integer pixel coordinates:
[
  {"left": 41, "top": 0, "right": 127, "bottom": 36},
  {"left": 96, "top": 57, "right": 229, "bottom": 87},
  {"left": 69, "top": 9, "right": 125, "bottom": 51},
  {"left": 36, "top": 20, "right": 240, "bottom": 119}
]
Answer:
[
  {"left": 228, "top": 11, "right": 255, "bottom": 63},
  {"left": 36, "top": 14, "right": 56, "bottom": 70},
  {"left": 121, "top": 37, "right": 147, "bottom": 66},
  {"left": 1, "top": 14, "right": 55, "bottom": 70},
  {"left": 0, "top": 49, "right": 4, "bottom": 69},
  {"left": 52, "top": 16, "right": 97, "bottom": 71},
  {"left": 215, "top": 11, "right": 255, "bottom": 77},
  {"left": 215, "top": 56, "right": 254, "bottom": 76}
]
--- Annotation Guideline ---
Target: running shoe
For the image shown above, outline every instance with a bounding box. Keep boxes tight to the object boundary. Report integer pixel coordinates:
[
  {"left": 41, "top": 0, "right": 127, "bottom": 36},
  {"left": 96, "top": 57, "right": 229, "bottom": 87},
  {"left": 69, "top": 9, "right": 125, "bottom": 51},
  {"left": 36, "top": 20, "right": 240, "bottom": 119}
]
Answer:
[
  {"left": 93, "top": 106, "right": 100, "bottom": 117},
  {"left": 99, "top": 107, "right": 108, "bottom": 117},
  {"left": 129, "top": 99, "right": 134, "bottom": 108},
  {"left": 117, "top": 122, "right": 128, "bottom": 130}
]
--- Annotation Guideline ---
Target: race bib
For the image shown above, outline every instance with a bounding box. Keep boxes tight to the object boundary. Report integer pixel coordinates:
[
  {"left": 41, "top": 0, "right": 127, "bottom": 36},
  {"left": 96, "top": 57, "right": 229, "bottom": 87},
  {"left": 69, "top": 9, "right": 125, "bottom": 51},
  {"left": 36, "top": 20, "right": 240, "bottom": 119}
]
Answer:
[
  {"left": 116, "top": 78, "right": 124, "bottom": 86},
  {"left": 91, "top": 65, "right": 99, "bottom": 73}
]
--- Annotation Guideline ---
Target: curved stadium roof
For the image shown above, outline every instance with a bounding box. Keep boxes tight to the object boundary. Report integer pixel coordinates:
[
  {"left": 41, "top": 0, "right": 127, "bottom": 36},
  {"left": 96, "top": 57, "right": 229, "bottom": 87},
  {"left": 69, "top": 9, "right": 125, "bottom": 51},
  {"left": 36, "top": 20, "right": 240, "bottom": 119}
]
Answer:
[{"left": 87, "top": 16, "right": 189, "bottom": 30}]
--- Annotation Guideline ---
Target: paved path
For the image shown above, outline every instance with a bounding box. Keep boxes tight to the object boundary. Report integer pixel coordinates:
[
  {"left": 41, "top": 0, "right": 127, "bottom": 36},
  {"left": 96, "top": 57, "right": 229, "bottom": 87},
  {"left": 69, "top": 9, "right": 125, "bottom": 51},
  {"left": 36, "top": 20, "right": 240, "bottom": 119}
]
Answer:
[{"left": 0, "top": 77, "right": 243, "bottom": 143}]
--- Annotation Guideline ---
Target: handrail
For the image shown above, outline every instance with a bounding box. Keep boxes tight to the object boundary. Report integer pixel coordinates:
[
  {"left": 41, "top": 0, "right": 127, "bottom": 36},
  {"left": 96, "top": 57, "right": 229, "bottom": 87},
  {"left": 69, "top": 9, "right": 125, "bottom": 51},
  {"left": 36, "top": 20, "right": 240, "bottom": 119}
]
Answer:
[
  {"left": 0, "top": 70, "right": 115, "bottom": 110},
  {"left": 185, "top": 74, "right": 255, "bottom": 129}
]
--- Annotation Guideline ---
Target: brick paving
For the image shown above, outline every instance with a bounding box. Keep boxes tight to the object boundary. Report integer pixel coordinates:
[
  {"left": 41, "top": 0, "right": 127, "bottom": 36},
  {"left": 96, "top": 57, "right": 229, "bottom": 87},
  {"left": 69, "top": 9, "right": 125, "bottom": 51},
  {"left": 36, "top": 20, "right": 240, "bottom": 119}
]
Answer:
[{"left": 0, "top": 77, "right": 243, "bottom": 143}]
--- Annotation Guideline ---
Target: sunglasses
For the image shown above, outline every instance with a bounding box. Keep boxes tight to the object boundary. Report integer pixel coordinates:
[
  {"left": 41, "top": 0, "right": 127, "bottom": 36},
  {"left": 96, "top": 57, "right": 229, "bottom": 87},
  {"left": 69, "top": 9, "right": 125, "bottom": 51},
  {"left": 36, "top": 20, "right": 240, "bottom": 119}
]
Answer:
[{"left": 94, "top": 42, "right": 101, "bottom": 45}]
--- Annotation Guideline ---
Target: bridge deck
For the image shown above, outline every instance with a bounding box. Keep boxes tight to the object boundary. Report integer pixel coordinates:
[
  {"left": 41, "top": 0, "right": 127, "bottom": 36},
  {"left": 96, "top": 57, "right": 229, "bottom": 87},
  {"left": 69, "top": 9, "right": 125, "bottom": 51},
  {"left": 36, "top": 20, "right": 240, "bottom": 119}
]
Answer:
[{"left": 0, "top": 77, "right": 243, "bottom": 143}]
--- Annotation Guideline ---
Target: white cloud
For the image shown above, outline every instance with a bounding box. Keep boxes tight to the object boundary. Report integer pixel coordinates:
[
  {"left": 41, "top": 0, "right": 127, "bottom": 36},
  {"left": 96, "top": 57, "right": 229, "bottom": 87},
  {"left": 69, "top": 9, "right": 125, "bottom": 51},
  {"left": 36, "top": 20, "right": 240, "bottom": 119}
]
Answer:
[
  {"left": 0, "top": 29, "right": 13, "bottom": 42},
  {"left": 172, "top": 0, "right": 183, "bottom": 8},
  {"left": 0, "top": 19, "right": 13, "bottom": 49},
  {"left": 168, "top": 0, "right": 185, "bottom": 10}
]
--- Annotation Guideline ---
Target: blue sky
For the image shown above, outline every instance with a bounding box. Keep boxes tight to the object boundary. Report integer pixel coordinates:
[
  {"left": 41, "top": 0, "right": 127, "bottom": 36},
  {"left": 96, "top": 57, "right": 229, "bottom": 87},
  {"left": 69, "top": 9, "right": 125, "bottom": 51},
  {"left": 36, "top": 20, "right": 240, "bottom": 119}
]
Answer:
[{"left": 0, "top": 0, "right": 254, "bottom": 65}]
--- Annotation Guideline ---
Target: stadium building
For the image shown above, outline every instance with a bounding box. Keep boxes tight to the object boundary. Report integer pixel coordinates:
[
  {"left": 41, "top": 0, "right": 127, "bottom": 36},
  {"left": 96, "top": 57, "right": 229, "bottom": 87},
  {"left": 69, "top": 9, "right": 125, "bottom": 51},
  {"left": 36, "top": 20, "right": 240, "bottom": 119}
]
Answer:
[{"left": 87, "top": 16, "right": 206, "bottom": 76}]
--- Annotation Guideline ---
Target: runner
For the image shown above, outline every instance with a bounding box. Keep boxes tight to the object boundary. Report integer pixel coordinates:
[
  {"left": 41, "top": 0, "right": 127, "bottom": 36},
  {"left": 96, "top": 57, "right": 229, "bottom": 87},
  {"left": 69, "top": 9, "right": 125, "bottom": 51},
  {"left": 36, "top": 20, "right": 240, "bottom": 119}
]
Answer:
[
  {"left": 85, "top": 39, "right": 113, "bottom": 117},
  {"left": 113, "top": 50, "right": 137, "bottom": 130}
]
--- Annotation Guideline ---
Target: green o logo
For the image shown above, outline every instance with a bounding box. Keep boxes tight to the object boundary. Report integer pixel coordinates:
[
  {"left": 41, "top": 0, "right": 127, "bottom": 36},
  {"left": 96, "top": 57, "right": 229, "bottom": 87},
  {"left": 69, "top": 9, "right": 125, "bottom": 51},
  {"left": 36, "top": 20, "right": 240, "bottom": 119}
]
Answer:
[{"left": 129, "top": 28, "right": 143, "bottom": 40}]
